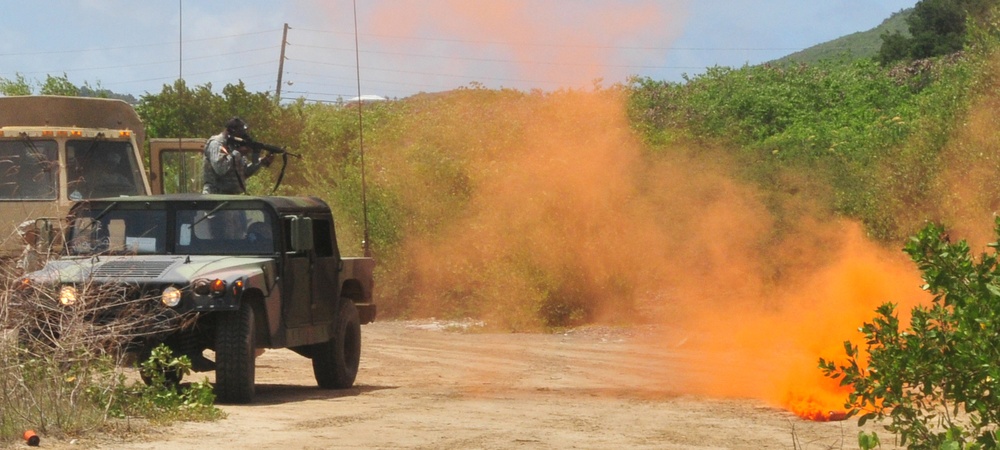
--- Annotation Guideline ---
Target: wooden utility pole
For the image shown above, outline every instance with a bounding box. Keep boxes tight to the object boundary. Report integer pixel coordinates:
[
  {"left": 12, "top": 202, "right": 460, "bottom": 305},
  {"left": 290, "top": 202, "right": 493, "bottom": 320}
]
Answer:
[{"left": 275, "top": 23, "right": 289, "bottom": 103}]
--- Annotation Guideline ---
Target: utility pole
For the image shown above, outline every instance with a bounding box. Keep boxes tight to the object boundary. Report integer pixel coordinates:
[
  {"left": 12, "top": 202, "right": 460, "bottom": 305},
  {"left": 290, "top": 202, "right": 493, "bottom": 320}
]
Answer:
[{"left": 275, "top": 23, "right": 289, "bottom": 103}]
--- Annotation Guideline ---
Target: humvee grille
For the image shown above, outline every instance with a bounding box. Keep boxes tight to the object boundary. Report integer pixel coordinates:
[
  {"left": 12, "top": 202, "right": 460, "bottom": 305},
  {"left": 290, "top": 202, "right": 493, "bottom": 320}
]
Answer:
[{"left": 93, "top": 261, "right": 175, "bottom": 278}]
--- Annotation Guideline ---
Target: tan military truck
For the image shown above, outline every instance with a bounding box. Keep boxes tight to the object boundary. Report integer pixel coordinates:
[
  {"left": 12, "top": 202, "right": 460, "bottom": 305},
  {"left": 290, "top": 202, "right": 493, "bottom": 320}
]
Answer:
[{"left": 0, "top": 96, "right": 152, "bottom": 267}]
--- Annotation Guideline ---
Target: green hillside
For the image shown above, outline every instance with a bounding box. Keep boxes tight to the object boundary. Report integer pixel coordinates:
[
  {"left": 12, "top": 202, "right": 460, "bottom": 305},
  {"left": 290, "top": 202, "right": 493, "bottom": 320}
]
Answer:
[{"left": 772, "top": 8, "right": 912, "bottom": 64}]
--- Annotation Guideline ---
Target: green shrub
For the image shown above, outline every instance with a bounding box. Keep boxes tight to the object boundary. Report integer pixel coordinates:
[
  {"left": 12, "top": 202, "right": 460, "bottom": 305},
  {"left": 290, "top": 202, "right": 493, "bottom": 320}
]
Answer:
[{"left": 820, "top": 219, "right": 1000, "bottom": 448}]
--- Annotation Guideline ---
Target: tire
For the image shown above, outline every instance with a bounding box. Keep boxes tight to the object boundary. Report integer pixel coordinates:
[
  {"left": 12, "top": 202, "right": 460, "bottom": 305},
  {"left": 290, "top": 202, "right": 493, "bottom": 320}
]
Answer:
[
  {"left": 214, "top": 302, "right": 256, "bottom": 403},
  {"left": 312, "top": 300, "right": 361, "bottom": 389}
]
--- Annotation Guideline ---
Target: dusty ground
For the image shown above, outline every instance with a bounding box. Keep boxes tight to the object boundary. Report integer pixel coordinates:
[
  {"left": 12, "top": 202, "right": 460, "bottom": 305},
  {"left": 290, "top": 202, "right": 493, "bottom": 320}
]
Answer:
[{"left": 41, "top": 320, "right": 897, "bottom": 450}]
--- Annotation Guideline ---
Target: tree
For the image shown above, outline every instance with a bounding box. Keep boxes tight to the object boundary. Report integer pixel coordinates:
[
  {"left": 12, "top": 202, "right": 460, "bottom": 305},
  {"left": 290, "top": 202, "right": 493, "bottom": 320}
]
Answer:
[
  {"left": 908, "top": 0, "right": 967, "bottom": 59},
  {"left": 136, "top": 79, "right": 224, "bottom": 139},
  {"left": 878, "top": 31, "right": 914, "bottom": 66},
  {"left": 820, "top": 219, "right": 1000, "bottom": 449},
  {"left": 0, "top": 73, "right": 32, "bottom": 96},
  {"left": 136, "top": 79, "right": 283, "bottom": 140},
  {"left": 878, "top": 0, "right": 969, "bottom": 65},
  {"left": 38, "top": 73, "right": 80, "bottom": 96}
]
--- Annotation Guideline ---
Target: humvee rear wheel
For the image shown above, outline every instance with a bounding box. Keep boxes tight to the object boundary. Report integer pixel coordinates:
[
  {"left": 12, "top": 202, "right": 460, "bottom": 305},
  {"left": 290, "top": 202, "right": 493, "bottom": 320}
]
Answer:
[
  {"left": 215, "top": 303, "right": 256, "bottom": 403},
  {"left": 312, "top": 300, "right": 361, "bottom": 389}
]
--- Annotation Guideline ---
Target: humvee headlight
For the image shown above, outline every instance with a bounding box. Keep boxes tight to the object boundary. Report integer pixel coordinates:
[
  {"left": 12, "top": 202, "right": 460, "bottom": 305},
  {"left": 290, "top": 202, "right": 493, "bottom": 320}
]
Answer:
[
  {"left": 193, "top": 278, "right": 230, "bottom": 297},
  {"left": 59, "top": 286, "right": 78, "bottom": 306},
  {"left": 161, "top": 286, "right": 182, "bottom": 307}
]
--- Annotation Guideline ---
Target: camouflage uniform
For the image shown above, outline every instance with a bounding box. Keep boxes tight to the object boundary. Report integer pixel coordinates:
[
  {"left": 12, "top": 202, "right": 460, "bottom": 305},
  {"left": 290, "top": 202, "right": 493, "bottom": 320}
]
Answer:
[{"left": 201, "top": 132, "right": 267, "bottom": 195}]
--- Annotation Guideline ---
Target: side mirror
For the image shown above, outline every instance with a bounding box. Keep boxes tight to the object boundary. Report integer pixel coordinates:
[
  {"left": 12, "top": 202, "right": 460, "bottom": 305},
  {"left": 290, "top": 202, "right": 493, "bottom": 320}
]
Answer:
[{"left": 289, "top": 216, "right": 313, "bottom": 251}]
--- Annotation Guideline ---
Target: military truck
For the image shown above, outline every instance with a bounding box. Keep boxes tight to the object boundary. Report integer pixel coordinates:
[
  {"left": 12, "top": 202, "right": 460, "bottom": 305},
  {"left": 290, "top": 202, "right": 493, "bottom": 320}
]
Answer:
[
  {"left": 18, "top": 193, "right": 376, "bottom": 403},
  {"left": 0, "top": 95, "right": 151, "bottom": 266}
]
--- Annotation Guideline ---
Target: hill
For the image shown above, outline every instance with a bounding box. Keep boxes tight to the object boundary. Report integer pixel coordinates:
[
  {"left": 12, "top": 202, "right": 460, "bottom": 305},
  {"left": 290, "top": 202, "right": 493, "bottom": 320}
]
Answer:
[{"left": 772, "top": 8, "right": 912, "bottom": 65}]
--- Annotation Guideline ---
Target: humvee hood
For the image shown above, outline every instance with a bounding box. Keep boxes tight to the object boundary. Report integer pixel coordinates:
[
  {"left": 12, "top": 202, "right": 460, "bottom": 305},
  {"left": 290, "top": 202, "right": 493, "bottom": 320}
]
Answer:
[{"left": 29, "top": 254, "right": 274, "bottom": 285}]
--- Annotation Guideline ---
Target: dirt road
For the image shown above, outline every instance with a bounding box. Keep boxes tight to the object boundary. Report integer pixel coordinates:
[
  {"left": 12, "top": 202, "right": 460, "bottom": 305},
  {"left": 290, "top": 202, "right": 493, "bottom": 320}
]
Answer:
[{"left": 66, "top": 320, "right": 891, "bottom": 450}]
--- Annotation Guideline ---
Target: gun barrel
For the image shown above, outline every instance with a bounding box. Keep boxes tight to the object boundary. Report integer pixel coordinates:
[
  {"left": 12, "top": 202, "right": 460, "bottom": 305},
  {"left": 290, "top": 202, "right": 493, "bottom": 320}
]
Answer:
[
  {"left": 259, "top": 142, "right": 285, "bottom": 153},
  {"left": 230, "top": 136, "right": 297, "bottom": 157}
]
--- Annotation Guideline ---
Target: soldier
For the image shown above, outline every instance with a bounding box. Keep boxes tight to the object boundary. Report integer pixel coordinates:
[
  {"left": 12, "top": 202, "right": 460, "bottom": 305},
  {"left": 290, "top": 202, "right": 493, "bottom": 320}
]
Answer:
[{"left": 201, "top": 117, "right": 273, "bottom": 194}]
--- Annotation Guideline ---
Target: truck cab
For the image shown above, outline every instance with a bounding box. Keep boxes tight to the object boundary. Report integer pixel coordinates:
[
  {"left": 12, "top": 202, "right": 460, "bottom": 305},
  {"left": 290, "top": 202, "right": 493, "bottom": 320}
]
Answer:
[{"left": 0, "top": 96, "right": 151, "bottom": 261}]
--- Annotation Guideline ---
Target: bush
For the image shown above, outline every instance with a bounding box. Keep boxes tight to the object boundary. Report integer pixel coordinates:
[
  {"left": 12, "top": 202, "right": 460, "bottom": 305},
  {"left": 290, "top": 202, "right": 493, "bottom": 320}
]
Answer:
[
  {"left": 0, "top": 277, "right": 222, "bottom": 443},
  {"left": 820, "top": 218, "right": 1000, "bottom": 448}
]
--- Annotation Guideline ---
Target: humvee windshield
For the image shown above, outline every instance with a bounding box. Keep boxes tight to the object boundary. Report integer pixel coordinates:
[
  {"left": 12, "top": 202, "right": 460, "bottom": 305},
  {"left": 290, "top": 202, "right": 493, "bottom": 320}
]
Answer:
[
  {"left": 68, "top": 204, "right": 275, "bottom": 256},
  {"left": 66, "top": 140, "right": 145, "bottom": 200},
  {"left": 0, "top": 140, "right": 58, "bottom": 200}
]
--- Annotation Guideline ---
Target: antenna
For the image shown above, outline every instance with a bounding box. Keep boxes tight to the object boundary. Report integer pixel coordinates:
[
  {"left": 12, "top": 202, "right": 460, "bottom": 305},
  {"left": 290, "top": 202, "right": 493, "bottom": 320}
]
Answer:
[
  {"left": 177, "top": 0, "right": 185, "bottom": 192},
  {"left": 178, "top": 0, "right": 182, "bottom": 81},
  {"left": 353, "top": 0, "right": 372, "bottom": 258}
]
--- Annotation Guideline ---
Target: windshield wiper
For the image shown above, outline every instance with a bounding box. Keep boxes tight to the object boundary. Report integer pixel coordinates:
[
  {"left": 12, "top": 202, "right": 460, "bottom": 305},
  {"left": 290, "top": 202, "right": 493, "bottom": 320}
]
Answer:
[
  {"left": 190, "top": 201, "right": 230, "bottom": 229},
  {"left": 19, "top": 132, "right": 51, "bottom": 166},
  {"left": 81, "top": 132, "right": 105, "bottom": 156},
  {"left": 75, "top": 201, "right": 119, "bottom": 235}
]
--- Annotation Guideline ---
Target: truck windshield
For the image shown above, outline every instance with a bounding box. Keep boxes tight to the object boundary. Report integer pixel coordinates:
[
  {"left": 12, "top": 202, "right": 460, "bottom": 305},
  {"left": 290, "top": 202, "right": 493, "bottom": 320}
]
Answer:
[
  {"left": 66, "top": 140, "right": 144, "bottom": 200},
  {"left": 68, "top": 206, "right": 275, "bottom": 256},
  {"left": 176, "top": 208, "right": 274, "bottom": 255},
  {"left": 68, "top": 206, "right": 167, "bottom": 255},
  {"left": 0, "top": 140, "right": 57, "bottom": 200}
]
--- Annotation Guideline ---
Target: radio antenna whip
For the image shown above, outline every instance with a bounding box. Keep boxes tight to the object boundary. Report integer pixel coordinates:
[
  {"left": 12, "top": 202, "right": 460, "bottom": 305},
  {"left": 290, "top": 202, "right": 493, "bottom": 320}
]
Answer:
[{"left": 353, "top": 0, "right": 372, "bottom": 257}]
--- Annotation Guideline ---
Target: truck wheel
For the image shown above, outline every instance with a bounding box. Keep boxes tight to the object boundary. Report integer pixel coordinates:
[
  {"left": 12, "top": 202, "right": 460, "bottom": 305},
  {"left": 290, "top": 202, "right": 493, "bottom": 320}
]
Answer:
[
  {"left": 215, "top": 302, "right": 256, "bottom": 403},
  {"left": 313, "top": 300, "right": 361, "bottom": 389}
]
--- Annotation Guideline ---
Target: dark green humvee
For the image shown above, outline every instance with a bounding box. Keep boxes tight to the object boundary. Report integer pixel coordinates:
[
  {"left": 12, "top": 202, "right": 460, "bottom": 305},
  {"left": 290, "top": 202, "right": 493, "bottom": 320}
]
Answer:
[{"left": 19, "top": 194, "right": 375, "bottom": 403}]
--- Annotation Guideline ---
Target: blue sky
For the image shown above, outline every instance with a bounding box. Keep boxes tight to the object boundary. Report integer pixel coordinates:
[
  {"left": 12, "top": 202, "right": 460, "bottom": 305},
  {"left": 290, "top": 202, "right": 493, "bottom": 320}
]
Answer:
[{"left": 0, "top": 0, "right": 918, "bottom": 103}]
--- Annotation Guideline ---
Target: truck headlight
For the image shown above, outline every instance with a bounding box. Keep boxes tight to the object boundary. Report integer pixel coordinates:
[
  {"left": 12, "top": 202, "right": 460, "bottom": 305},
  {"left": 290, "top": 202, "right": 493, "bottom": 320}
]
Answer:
[
  {"left": 161, "top": 286, "right": 182, "bottom": 307},
  {"left": 59, "top": 286, "right": 78, "bottom": 306}
]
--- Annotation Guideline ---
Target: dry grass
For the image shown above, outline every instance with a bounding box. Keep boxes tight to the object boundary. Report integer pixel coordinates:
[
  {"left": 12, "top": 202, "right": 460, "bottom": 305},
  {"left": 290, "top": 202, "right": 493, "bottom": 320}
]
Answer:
[{"left": 0, "top": 264, "right": 215, "bottom": 443}]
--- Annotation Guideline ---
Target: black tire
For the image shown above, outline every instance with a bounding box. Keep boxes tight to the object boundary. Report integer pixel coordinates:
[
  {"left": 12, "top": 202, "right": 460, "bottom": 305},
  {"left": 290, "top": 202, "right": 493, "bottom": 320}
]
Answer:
[
  {"left": 312, "top": 300, "right": 361, "bottom": 389},
  {"left": 214, "top": 302, "right": 256, "bottom": 403}
]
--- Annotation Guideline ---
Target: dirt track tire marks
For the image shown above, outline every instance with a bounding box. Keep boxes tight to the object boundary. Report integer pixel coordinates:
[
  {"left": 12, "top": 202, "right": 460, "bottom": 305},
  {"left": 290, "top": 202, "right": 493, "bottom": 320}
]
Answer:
[{"left": 88, "top": 321, "right": 894, "bottom": 450}]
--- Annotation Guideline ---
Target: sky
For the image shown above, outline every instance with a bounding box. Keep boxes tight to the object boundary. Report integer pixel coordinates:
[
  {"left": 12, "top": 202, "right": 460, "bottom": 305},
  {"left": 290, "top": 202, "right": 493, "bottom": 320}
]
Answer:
[{"left": 0, "top": 0, "right": 919, "bottom": 103}]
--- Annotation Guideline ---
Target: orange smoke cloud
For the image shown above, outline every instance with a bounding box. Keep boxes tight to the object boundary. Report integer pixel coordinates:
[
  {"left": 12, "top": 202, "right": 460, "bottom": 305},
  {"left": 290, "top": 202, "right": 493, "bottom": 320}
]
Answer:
[
  {"left": 360, "top": 2, "right": 933, "bottom": 421},
  {"left": 374, "top": 87, "right": 931, "bottom": 421},
  {"left": 365, "top": 0, "right": 686, "bottom": 89},
  {"left": 667, "top": 223, "right": 928, "bottom": 420}
]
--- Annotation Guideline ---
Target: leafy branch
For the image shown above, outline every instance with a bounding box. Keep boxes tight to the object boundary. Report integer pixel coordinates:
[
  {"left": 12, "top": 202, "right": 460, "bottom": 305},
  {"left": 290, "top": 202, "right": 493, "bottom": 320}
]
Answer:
[{"left": 821, "top": 218, "right": 1000, "bottom": 449}]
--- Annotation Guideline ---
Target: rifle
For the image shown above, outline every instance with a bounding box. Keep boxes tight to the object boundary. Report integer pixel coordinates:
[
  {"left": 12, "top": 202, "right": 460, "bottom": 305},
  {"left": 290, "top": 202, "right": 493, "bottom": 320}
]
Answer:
[
  {"left": 227, "top": 135, "right": 300, "bottom": 194},
  {"left": 228, "top": 136, "right": 301, "bottom": 159}
]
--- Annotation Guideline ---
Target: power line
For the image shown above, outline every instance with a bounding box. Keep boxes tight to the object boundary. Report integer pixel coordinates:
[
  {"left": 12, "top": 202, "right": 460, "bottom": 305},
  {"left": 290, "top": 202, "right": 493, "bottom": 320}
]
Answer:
[
  {"left": 293, "top": 26, "right": 818, "bottom": 52},
  {"left": 3, "top": 19, "right": 804, "bottom": 101},
  {"left": 0, "top": 29, "right": 282, "bottom": 58}
]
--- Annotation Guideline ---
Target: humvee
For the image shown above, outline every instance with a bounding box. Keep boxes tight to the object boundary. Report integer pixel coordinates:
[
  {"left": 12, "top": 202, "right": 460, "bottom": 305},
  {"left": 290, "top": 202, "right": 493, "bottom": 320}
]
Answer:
[{"left": 18, "top": 193, "right": 376, "bottom": 403}]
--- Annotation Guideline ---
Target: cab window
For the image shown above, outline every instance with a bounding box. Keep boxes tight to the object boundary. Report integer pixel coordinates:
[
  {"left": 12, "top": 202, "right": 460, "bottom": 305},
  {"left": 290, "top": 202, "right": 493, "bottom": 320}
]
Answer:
[{"left": 0, "top": 140, "right": 57, "bottom": 200}]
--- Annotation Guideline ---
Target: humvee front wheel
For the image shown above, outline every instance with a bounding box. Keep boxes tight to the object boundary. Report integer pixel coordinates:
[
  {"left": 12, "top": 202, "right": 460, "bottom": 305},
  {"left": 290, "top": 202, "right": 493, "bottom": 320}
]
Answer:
[
  {"left": 312, "top": 300, "right": 361, "bottom": 389},
  {"left": 215, "top": 303, "right": 256, "bottom": 403}
]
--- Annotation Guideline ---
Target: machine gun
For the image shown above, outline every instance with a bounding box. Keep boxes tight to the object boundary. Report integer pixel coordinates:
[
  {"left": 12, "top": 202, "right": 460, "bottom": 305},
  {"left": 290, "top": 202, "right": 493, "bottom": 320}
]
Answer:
[
  {"left": 227, "top": 136, "right": 300, "bottom": 194},
  {"left": 228, "top": 136, "right": 301, "bottom": 159}
]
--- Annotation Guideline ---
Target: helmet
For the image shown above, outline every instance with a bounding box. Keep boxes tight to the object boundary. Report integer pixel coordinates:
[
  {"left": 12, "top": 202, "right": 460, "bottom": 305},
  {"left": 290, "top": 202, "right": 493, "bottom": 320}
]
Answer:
[{"left": 225, "top": 117, "right": 249, "bottom": 138}]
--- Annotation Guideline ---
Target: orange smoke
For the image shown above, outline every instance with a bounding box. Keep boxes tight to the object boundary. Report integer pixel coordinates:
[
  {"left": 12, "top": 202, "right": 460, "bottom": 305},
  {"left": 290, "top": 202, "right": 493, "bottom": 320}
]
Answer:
[
  {"left": 370, "top": 87, "right": 931, "bottom": 421},
  {"left": 364, "top": 0, "right": 685, "bottom": 90},
  {"left": 651, "top": 221, "right": 928, "bottom": 420},
  {"left": 358, "top": 2, "right": 934, "bottom": 421}
]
